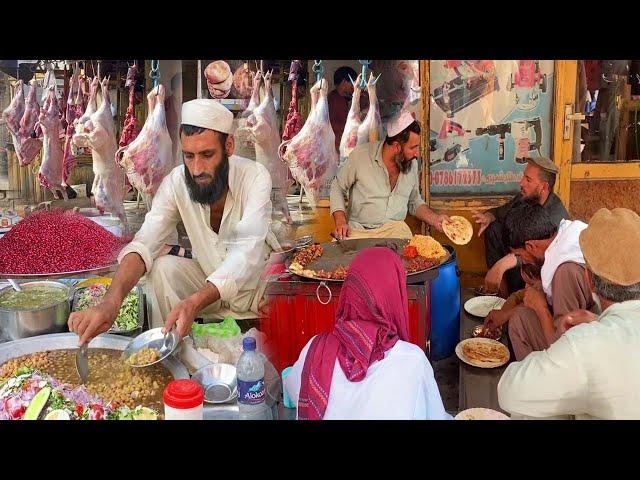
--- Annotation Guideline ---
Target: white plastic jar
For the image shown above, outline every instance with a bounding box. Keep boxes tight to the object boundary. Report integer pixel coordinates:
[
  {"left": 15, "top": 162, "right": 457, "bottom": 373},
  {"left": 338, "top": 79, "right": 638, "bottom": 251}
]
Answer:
[{"left": 163, "top": 379, "right": 204, "bottom": 420}]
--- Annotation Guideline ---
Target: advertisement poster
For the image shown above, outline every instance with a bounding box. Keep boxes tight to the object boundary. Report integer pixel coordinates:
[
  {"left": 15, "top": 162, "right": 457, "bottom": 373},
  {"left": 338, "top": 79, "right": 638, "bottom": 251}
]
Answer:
[{"left": 429, "top": 60, "right": 554, "bottom": 195}]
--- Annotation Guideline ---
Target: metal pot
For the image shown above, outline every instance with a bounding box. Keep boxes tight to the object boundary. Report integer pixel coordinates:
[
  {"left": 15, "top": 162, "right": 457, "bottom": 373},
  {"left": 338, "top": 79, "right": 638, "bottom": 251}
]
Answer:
[{"left": 0, "top": 281, "right": 73, "bottom": 340}]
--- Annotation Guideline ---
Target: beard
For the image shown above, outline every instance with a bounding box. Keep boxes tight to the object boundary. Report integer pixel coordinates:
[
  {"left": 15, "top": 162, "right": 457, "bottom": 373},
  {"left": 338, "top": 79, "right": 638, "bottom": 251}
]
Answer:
[
  {"left": 393, "top": 152, "right": 414, "bottom": 174},
  {"left": 522, "top": 186, "right": 543, "bottom": 204},
  {"left": 184, "top": 153, "right": 230, "bottom": 205}
]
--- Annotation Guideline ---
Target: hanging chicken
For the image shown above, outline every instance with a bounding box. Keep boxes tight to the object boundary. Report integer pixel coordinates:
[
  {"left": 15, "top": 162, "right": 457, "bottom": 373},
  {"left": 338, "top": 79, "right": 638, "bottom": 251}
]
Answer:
[
  {"left": 281, "top": 78, "right": 338, "bottom": 208},
  {"left": 246, "top": 70, "right": 293, "bottom": 223},
  {"left": 115, "top": 84, "right": 173, "bottom": 208}
]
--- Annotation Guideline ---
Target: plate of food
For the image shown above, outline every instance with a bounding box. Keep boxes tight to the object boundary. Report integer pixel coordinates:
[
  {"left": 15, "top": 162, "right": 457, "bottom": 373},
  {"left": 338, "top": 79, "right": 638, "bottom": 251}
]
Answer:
[
  {"left": 442, "top": 215, "right": 473, "bottom": 245},
  {"left": 287, "top": 236, "right": 450, "bottom": 282},
  {"left": 464, "top": 295, "right": 506, "bottom": 318},
  {"left": 455, "top": 408, "right": 510, "bottom": 420},
  {"left": 472, "top": 324, "right": 503, "bottom": 341},
  {"left": 455, "top": 337, "right": 510, "bottom": 368}
]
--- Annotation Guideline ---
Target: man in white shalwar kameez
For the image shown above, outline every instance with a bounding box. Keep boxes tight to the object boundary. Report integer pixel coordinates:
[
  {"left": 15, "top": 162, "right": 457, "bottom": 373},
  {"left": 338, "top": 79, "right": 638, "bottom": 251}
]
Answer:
[{"left": 69, "top": 99, "right": 272, "bottom": 344}]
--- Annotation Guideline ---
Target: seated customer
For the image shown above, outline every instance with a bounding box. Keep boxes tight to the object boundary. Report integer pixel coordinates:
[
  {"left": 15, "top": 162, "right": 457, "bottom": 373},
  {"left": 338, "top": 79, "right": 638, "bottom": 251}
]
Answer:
[
  {"left": 498, "top": 208, "right": 640, "bottom": 420},
  {"left": 283, "top": 247, "right": 450, "bottom": 420},
  {"left": 491, "top": 202, "right": 595, "bottom": 361}
]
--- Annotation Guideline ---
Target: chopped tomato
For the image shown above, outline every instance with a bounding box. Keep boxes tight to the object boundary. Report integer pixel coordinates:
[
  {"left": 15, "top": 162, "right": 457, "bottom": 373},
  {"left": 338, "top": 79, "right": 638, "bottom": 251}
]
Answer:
[
  {"left": 75, "top": 404, "right": 84, "bottom": 416},
  {"left": 403, "top": 245, "right": 418, "bottom": 259},
  {"left": 89, "top": 404, "right": 105, "bottom": 420}
]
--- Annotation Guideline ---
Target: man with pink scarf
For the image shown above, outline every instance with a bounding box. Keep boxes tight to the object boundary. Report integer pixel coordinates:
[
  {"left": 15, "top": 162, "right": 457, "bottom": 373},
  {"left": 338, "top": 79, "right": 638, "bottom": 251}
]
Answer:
[{"left": 283, "top": 247, "right": 450, "bottom": 420}]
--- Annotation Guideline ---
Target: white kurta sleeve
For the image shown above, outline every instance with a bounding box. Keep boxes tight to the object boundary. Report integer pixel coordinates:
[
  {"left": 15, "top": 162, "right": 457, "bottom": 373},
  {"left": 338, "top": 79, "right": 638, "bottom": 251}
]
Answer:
[
  {"left": 205, "top": 164, "right": 272, "bottom": 301},
  {"left": 498, "top": 334, "right": 588, "bottom": 418},
  {"left": 329, "top": 157, "right": 357, "bottom": 216},
  {"left": 116, "top": 171, "right": 181, "bottom": 272}
]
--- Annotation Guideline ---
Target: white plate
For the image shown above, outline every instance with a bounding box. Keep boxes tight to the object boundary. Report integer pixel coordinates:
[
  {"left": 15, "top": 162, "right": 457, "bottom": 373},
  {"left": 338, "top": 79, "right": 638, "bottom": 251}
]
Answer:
[
  {"left": 455, "top": 408, "right": 510, "bottom": 420},
  {"left": 464, "top": 295, "right": 506, "bottom": 317},
  {"left": 455, "top": 337, "right": 510, "bottom": 369}
]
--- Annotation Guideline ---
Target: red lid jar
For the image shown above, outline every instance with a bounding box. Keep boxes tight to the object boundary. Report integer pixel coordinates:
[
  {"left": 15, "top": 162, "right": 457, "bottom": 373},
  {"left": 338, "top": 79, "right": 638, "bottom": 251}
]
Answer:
[{"left": 163, "top": 379, "right": 204, "bottom": 410}]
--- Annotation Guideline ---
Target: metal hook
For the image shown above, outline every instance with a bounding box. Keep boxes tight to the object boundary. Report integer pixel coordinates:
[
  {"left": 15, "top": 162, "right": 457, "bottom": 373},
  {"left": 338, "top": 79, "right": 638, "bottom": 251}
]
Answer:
[{"left": 371, "top": 72, "right": 382, "bottom": 86}]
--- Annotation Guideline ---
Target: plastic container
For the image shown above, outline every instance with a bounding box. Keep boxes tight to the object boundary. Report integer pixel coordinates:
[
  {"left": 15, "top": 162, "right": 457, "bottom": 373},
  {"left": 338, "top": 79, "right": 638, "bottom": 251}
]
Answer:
[
  {"left": 163, "top": 379, "right": 204, "bottom": 420},
  {"left": 237, "top": 337, "right": 271, "bottom": 420},
  {"left": 429, "top": 245, "right": 461, "bottom": 360}
]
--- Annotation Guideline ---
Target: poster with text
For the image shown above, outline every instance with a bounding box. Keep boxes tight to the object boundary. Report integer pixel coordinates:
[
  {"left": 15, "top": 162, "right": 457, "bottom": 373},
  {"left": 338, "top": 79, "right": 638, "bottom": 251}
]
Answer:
[{"left": 429, "top": 60, "right": 554, "bottom": 195}]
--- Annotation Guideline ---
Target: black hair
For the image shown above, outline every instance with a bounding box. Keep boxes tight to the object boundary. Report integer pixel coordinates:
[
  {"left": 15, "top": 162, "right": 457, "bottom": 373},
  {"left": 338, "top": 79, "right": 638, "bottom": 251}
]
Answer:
[
  {"left": 334, "top": 66, "right": 357, "bottom": 86},
  {"left": 180, "top": 124, "right": 228, "bottom": 146},
  {"left": 385, "top": 120, "right": 421, "bottom": 146},
  {"left": 504, "top": 202, "right": 558, "bottom": 249}
]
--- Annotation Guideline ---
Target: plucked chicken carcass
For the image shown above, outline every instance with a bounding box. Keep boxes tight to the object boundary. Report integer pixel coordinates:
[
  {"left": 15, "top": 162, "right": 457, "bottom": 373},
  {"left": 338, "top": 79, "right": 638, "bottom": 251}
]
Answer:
[
  {"left": 280, "top": 78, "right": 338, "bottom": 208},
  {"left": 246, "top": 70, "right": 293, "bottom": 223},
  {"left": 37, "top": 86, "right": 67, "bottom": 199},
  {"left": 119, "top": 64, "right": 141, "bottom": 147},
  {"left": 16, "top": 80, "right": 43, "bottom": 166},
  {"left": 357, "top": 73, "right": 383, "bottom": 144},
  {"left": 73, "top": 77, "right": 127, "bottom": 224},
  {"left": 339, "top": 73, "right": 363, "bottom": 163},
  {"left": 281, "top": 60, "right": 304, "bottom": 143},
  {"left": 115, "top": 84, "right": 173, "bottom": 208}
]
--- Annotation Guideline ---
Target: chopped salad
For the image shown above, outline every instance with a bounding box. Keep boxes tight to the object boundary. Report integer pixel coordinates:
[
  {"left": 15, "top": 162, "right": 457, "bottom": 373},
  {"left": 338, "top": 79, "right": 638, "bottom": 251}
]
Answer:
[
  {"left": 0, "top": 368, "right": 158, "bottom": 420},
  {"left": 74, "top": 283, "right": 139, "bottom": 332}
]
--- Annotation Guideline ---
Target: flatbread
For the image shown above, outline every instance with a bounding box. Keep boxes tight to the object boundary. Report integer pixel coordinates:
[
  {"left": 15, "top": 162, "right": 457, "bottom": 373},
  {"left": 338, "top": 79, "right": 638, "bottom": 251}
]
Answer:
[
  {"left": 462, "top": 339, "right": 509, "bottom": 364},
  {"left": 443, "top": 215, "right": 473, "bottom": 245}
]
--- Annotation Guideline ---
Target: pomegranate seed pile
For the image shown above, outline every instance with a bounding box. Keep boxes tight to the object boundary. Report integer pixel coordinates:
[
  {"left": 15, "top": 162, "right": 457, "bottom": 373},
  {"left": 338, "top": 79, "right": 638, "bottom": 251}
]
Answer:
[{"left": 0, "top": 210, "right": 127, "bottom": 274}]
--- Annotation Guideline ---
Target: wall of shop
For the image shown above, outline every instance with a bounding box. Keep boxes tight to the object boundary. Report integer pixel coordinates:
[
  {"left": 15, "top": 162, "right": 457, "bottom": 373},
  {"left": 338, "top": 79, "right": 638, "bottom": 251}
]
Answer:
[{"left": 569, "top": 179, "right": 640, "bottom": 222}]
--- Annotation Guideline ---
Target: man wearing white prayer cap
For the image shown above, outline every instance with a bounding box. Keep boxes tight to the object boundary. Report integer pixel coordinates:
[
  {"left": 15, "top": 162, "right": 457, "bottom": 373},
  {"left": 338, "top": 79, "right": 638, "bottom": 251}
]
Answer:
[
  {"left": 329, "top": 110, "right": 450, "bottom": 240},
  {"left": 69, "top": 99, "right": 273, "bottom": 343}
]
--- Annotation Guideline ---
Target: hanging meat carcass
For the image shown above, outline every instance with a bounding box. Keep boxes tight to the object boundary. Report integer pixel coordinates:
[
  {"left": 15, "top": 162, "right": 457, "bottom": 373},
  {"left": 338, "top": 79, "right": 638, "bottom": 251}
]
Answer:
[
  {"left": 73, "top": 77, "right": 127, "bottom": 224},
  {"left": 281, "top": 60, "right": 304, "bottom": 143},
  {"left": 119, "top": 63, "right": 141, "bottom": 147},
  {"left": 62, "top": 66, "right": 85, "bottom": 185},
  {"left": 357, "top": 73, "right": 383, "bottom": 144},
  {"left": 36, "top": 86, "right": 67, "bottom": 199},
  {"left": 16, "top": 80, "right": 43, "bottom": 166},
  {"left": 115, "top": 84, "right": 173, "bottom": 208},
  {"left": 338, "top": 73, "right": 363, "bottom": 163},
  {"left": 2, "top": 80, "right": 26, "bottom": 163},
  {"left": 246, "top": 70, "right": 293, "bottom": 223},
  {"left": 41, "top": 63, "right": 58, "bottom": 104},
  {"left": 72, "top": 76, "right": 99, "bottom": 157},
  {"left": 280, "top": 78, "right": 338, "bottom": 208}
]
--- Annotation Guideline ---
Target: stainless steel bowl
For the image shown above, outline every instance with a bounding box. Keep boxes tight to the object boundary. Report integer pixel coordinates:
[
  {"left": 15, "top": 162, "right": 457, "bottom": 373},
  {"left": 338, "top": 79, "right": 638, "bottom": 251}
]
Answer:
[
  {"left": 122, "top": 327, "right": 181, "bottom": 367},
  {"left": 192, "top": 363, "right": 237, "bottom": 404},
  {"left": 0, "top": 281, "right": 72, "bottom": 340}
]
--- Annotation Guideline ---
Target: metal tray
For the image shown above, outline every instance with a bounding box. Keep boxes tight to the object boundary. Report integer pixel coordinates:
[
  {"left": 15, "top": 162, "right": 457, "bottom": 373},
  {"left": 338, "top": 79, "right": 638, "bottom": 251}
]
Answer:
[
  {"left": 285, "top": 237, "right": 450, "bottom": 283},
  {"left": 71, "top": 284, "right": 144, "bottom": 336},
  {"left": 0, "top": 264, "right": 118, "bottom": 280}
]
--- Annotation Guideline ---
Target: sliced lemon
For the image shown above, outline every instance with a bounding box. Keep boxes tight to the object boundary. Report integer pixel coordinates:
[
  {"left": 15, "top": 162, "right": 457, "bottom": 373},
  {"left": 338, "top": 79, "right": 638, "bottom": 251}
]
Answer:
[
  {"left": 44, "top": 409, "right": 71, "bottom": 420},
  {"left": 132, "top": 407, "right": 158, "bottom": 420},
  {"left": 23, "top": 386, "right": 51, "bottom": 420}
]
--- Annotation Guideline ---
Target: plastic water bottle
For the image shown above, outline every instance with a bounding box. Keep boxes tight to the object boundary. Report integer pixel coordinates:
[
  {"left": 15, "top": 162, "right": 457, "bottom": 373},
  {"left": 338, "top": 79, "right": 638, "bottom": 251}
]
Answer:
[{"left": 237, "top": 337, "right": 270, "bottom": 420}]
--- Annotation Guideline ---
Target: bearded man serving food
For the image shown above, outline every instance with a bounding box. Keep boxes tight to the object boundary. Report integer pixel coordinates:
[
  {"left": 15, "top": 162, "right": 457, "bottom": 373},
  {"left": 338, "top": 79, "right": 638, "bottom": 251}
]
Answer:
[
  {"left": 329, "top": 111, "right": 450, "bottom": 240},
  {"left": 69, "top": 99, "right": 273, "bottom": 345}
]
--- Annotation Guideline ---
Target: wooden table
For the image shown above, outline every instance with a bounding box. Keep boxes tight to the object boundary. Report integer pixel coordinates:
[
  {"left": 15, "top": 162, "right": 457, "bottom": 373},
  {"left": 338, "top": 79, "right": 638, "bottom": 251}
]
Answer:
[{"left": 458, "top": 288, "right": 511, "bottom": 414}]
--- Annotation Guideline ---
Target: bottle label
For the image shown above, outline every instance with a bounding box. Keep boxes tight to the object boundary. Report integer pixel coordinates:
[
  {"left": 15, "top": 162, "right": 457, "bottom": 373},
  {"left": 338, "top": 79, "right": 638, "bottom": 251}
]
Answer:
[{"left": 238, "top": 378, "right": 266, "bottom": 406}]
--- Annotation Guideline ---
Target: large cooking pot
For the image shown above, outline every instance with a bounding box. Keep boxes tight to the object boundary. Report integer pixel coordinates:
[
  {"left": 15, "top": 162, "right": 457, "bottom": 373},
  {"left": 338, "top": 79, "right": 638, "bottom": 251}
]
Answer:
[
  {"left": 0, "top": 281, "right": 73, "bottom": 340},
  {"left": 0, "top": 333, "right": 189, "bottom": 380}
]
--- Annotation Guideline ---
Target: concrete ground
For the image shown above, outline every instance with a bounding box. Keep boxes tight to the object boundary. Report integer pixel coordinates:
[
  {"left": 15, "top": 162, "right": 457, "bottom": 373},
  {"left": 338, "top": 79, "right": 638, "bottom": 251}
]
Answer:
[{"left": 433, "top": 355, "right": 459, "bottom": 414}]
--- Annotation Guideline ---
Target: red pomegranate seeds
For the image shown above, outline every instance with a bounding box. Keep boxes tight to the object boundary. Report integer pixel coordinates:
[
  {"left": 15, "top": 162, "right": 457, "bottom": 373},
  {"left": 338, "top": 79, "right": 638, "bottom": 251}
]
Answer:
[{"left": 0, "top": 209, "right": 127, "bottom": 274}]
